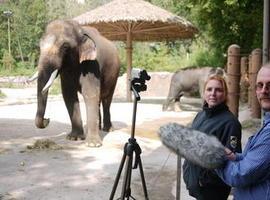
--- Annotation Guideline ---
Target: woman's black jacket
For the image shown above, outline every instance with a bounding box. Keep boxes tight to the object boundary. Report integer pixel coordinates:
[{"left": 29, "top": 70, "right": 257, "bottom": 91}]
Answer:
[{"left": 183, "top": 102, "right": 242, "bottom": 197}]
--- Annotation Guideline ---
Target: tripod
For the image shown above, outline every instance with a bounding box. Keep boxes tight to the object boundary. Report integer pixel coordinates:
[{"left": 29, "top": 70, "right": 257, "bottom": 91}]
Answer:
[{"left": 109, "top": 84, "right": 149, "bottom": 200}]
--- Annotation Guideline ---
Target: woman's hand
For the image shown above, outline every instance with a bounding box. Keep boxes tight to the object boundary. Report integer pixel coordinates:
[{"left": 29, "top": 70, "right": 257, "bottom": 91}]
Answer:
[{"left": 225, "top": 148, "right": 236, "bottom": 161}]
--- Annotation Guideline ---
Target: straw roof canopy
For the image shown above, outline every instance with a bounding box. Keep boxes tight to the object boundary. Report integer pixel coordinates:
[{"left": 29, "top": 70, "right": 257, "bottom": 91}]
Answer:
[{"left": 73, "top": 0, "right": 198, "bottom": 41}]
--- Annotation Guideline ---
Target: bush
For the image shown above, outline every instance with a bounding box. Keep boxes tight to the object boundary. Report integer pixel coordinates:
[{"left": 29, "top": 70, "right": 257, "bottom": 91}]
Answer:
[
  {"left": 14, "top": 61, "right": 37, "bottom": 76},
  {"left": 1, "top": 50, "right": 15, "bottom": 71},
  {"left": 191, "top": 49, "right": 225, "bottom": 67},
  {"left": 117, "top": 42, "right": 192, "bottom": 74}
]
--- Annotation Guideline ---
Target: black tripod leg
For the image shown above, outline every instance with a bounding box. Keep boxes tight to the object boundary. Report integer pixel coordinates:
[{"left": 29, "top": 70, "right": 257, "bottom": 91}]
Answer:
[
  {"left": 110, "top": 152, "right": 127, "bottom": 200},
  {"left": 125, "top": 157, "right": 136, "bottom": 200},
  {"left": 138, "top": 157, "right": 149, "bottom": 200},
  {"left": 120, "top": 154, "right": 133, "bottom": 200}
]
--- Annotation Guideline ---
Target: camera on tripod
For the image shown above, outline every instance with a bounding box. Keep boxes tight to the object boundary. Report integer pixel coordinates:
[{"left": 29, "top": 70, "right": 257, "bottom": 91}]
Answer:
[
  {"left": 110, "top": 68, "right": 151, "bottom": 200},
  {"left": 131, "top": 68, "right": 151, "bottom": 93}
]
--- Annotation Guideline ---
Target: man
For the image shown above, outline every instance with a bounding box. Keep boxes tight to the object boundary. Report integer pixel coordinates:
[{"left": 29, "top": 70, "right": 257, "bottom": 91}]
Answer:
[{"left": 216, "top": 63, "right": 270, "bottom": 200}]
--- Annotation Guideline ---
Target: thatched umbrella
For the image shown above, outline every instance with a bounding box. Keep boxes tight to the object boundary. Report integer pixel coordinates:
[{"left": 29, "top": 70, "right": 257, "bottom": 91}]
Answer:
[{"left": 74, "top": 0, "right": 198, "bottom": 101}]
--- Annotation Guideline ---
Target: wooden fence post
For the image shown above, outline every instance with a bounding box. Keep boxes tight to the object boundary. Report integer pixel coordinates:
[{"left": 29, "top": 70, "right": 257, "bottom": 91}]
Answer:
[
  {"left": 248, "top": 54, "right": 253, "bottom": 107},
  {"left": 227, "top": 44, "right": 241, "bottom": 118},
  {"left": 240, "top": 57, "right": 249, "bottom": 103},
  {"left": 251, "top": 49, "right": 262, "bottom": 118}
]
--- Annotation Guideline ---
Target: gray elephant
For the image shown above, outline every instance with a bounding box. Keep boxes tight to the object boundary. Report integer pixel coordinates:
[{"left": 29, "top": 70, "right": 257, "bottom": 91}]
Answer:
[
  {"left": 34, "top": 19, "right": 120, "bottom": 147},
  {"left": 162, "top": 67, "right": 224, "bottom": 111}
]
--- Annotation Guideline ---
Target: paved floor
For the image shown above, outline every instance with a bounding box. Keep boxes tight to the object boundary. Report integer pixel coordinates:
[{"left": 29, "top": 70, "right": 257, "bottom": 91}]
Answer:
[{"left": 0, "top": 87, "right": 199, "bottom": 200}]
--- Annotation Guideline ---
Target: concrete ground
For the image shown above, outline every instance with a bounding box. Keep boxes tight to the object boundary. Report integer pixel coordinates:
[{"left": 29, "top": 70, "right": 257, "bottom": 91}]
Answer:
[{"left": 0, "top": 86, "right": 199, "bottom": 200}]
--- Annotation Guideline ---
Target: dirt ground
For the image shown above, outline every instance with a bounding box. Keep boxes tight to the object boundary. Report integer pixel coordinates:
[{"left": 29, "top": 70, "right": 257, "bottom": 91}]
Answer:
[{"left": 0, "top": 85, "right": 202, "bottom": 200}]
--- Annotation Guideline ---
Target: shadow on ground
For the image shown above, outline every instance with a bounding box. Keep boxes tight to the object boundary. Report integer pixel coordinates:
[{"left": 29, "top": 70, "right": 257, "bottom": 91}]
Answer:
[{"left": 0, "top": 106, "right": 193, "bottom": 200}]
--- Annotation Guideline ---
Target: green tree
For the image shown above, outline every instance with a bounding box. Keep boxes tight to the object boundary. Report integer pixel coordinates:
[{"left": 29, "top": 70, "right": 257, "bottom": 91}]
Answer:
[
  {"left": 0, "top": 0, "right": 48, "bottom": 66},
  {"left": 174, "top": 0, "right": 263, "bottom": 65},
  {"left": 151, "top": 0, "right": 263, "bottom": 67},
  {"left": 0, "top": 0, "right": 264, "bottom": 75}
]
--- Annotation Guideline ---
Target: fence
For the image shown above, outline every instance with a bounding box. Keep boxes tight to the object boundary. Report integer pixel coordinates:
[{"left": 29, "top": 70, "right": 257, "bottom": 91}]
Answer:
[{"left": 226, "top": 44, "right": 261, "bottom": 119}]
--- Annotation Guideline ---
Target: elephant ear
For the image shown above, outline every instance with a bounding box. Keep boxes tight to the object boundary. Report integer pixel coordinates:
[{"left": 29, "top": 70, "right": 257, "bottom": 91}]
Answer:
[{"left": 79, "top": 34, "right": 97, "bottom": 63}]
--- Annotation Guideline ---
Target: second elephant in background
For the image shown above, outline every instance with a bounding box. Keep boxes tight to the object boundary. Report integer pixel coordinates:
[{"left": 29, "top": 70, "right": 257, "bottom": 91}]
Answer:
[{"left": 162, "top": 67, "right": 224, "bottom": 111}]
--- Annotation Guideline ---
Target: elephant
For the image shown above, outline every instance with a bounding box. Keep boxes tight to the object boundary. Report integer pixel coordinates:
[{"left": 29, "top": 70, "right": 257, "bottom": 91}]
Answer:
[
  {"left": 162, "top": 67, "right": 224, "bottom": 111},
  {"left": 34, "top": 19, "right": 120, "bottom": 147}
]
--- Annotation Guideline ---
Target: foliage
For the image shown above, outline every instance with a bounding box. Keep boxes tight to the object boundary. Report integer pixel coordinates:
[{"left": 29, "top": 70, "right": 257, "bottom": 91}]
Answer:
[
  {"left": 45, "top": 0, "right": 111, "bottom": 20},
  {"left": 124, "top": 0, "right": 230, "bottom": 69},
  {"left": 1, "top": 50, "right": 15, "bottom": 71},
  {"left": 0, "top": 61, "right": 36, "bottom": 77},
  {"left": 150, "top": 0, "right": 263, "bottom": 66},
  {"left": 117, "top": 41, "right": 194, "bottom": 75},
  {"left": 0, "top": 0, "right": 114, "bottom": 76},
  {"left": 0, "top": 0, "right": 265, "bottom": 76},
  {"left": 0, "top": 0, "right": 48, "bottom": 74},
  {"left": 177, "top": 0, "right": 263, "bottom": 62}
]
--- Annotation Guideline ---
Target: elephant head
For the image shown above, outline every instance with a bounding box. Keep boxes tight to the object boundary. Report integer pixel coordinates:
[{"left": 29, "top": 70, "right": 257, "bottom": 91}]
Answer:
[{"left": 35, "top": 19, "right": 97, "bottom": 129}]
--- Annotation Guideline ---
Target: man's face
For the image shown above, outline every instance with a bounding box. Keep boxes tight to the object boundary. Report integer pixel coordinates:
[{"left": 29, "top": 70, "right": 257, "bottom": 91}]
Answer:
[{"left": 256, "top": 67, "right": 270, "bottom": 112}]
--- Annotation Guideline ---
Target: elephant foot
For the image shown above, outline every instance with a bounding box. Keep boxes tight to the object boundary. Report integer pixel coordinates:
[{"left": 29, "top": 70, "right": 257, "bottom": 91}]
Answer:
[
  {"left": 35, "top": 117, "right": 50, "bottom": 128},
  {"left": 86, "top": 135, "right": 102, "bottom": 148},
  {"left": 66, "top": 132, "right": 86, "bottom": 141}
]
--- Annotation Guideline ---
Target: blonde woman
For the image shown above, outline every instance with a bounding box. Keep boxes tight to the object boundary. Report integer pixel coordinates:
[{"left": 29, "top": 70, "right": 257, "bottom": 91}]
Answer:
[{"left": 183, "top": 74, "right": 242, "bottom": 200}]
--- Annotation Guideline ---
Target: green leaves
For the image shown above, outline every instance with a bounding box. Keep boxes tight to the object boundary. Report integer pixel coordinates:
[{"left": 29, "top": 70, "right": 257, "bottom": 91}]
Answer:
[{"left": 0, "top": 0, "right": 264, "bottom": 75}]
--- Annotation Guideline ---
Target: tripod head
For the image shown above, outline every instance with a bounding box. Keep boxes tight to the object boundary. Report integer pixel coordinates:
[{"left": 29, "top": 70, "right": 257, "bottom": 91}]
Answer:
[{"left": 130, "top": 68, "right": 151, "bottom": 100}]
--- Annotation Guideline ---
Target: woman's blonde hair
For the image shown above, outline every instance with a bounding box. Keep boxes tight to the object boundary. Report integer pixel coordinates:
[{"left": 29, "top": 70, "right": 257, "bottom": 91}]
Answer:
[{"left": 203, "top": 74, "right": 228, "bottom": 103}]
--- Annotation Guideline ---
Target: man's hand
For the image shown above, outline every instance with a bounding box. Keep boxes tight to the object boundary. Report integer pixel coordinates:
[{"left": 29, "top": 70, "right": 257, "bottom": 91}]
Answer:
[{"left": 225, "top": 148, "right": 236, "bottom": 161}]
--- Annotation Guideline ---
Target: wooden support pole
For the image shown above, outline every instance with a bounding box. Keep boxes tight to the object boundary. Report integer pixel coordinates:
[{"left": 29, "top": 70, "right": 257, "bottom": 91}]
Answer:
[
  {"left": 251, "top": 49, "right": 262, "bottom": 118},
  {"left": 248, "top": 54, "right": 253, "bottom": 107},
  {"left": 126, "top": 31, "right": 132, "bottom": 102},
  {"left": 240, "top": 57, "right": 249, "bottom": 103},
  {"left": 227, "top": 44, "right": 241, "bottom": 118}
]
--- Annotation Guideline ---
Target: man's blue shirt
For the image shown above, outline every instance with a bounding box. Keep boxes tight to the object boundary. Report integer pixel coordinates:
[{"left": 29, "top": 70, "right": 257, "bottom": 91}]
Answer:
[{"left": 216, "top": 112, "right": 270, "bottom": 200}]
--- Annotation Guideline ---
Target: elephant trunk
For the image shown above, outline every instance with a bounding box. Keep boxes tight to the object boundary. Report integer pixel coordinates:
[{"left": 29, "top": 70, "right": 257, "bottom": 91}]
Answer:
[{"left": 35, "top": 69, "right": 57, "bottom": 128}]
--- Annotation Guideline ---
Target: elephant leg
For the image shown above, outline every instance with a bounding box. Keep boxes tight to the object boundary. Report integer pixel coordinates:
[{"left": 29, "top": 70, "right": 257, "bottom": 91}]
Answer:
[
  {"left": 80, "top": 74, "right": 101, "bottom": 147},
  {"left": 102, "top": 96, "right": 113, "bottom": 132},
  {"left": 61, "top": 76, "right": 85, "bottom": 141},
  {"left": 172, "top": 91, "right": 183, "bottom": 111},
  {"left": 163, "top": 83, "right": 183, "bottom": 111}
]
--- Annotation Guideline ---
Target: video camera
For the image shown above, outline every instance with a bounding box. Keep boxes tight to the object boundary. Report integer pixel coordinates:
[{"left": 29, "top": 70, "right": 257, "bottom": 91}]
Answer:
[{"left": 131, "top": 68, "right": 151, "bottom": 93}]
